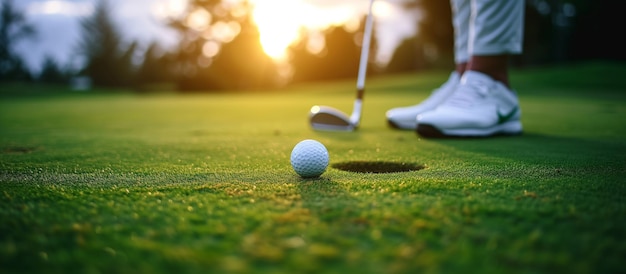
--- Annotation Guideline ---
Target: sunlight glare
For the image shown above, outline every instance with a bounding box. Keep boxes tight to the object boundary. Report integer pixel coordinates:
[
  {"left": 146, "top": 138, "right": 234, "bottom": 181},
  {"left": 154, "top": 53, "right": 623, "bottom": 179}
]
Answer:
[
  {"left": 249, "top": 0, "right": 302, "bottom": 60},
  {"left": 186, "top": 8, "right": 212, "bottom": 31},
  {"left": 152, "top": 0, "right": 188, "bottom": 20},
  {"left": 306, "top": 32, "right": 325, "bottom": 55},
  {"left": 249, "top": 0, "right": 358, "bottom": 60},
  {"left": 209, "top": 21, "right": 241, "bottom": 43},
  {"left": 373, "top": 1, "right": 395, "bottom": 19},
  {"left": 148, "top": 0, "right": 409, "bottom": 66},
  {"left": 203, "top": 41, "right": 221, "bottom": 58}
]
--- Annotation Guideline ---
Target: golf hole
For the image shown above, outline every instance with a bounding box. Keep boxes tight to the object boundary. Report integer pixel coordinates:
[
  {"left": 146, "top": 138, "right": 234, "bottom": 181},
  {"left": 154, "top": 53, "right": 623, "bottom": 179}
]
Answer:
[
  {"left": 331, "top": 161, "right": 425, "bottom": 174},
  {"left": 3, "top": 146, "right": 38, "bottom": 154}
]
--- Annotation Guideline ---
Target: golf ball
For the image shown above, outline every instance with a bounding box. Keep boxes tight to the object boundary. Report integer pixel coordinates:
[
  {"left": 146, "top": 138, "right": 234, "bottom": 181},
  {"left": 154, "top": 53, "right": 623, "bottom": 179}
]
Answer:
[{"left": 290, "top": 139, "right": 329, "bottom": 178}]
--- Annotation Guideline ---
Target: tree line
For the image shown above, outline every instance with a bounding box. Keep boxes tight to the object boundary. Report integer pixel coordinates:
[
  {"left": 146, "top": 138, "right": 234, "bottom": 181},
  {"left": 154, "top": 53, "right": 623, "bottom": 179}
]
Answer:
[{"left": 1, "top": 0, "right": 623, "bottom": 92}]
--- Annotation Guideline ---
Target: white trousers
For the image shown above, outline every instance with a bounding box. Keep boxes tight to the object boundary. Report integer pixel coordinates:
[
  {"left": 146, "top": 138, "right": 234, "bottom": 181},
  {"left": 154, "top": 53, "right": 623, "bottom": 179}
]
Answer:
[{"left": 451, "top": 0, "right": 525, "bottom": 64}]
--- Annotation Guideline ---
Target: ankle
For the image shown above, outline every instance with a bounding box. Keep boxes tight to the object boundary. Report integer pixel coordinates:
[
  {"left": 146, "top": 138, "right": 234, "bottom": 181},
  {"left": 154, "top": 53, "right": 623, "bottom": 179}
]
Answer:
[
  {"left": 455, "top": 63, "right": 467, "bottom": 76},
  {"left": 466, "top": 55, "right": 511, "bottom": 88},
  {"left": 472, "top": 70, "right": 510, "bottom": 88}
]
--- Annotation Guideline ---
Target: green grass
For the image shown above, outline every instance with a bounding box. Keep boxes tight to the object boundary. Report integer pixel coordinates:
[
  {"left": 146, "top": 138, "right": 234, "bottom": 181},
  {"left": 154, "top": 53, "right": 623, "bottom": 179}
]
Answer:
[{"left": 1, "top": 62, "right": 625, "bottom": 274}]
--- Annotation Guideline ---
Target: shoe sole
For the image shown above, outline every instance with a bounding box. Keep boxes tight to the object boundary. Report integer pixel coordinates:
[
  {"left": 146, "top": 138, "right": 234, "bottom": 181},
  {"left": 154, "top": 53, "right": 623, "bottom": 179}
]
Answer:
[
  {"left": 416, "top": 121, "right": 523, "bottom": 138},
  {"left": 387, "top": 119, "right": 416, "bottom": 130}
]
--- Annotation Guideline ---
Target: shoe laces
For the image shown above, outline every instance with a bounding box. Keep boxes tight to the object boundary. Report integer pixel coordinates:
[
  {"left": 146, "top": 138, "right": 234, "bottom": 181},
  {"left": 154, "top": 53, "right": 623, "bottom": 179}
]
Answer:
[{"left": 444, "top": 81, "right": 490, "bottom": 107}]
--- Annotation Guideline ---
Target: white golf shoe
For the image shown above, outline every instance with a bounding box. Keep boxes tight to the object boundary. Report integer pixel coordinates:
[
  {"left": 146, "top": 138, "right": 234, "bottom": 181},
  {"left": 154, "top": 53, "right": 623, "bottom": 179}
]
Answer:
[
  {"left": 416, "top": 71, "right": 523, "bottom": 138},
  {"left": 386, "top": 72, "right": 460, "bottom": 130}
]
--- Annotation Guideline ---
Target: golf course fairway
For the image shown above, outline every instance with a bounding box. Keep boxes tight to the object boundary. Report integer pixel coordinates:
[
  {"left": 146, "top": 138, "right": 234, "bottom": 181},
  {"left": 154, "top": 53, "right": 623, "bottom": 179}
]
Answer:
[{"left": 1, "top": 62, "right": 625, "bottom": 274}]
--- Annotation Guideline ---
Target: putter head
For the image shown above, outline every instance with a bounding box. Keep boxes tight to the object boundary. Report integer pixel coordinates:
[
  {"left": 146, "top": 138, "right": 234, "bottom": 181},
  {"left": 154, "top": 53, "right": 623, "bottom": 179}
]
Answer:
[{"left": 309, "top": 105, "right": 356, "bottom": 131}]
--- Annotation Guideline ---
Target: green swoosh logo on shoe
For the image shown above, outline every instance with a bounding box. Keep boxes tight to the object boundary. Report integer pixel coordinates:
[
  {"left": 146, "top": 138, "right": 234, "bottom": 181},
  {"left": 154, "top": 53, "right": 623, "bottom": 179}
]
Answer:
[{"left": 498, "top": 106, "right": 518, "bottom": 124}]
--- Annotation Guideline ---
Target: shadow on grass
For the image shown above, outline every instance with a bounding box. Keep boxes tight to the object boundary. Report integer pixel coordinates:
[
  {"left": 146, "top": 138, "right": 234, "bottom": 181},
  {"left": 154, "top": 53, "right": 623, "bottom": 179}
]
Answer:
[
  {"left": 428, "top": 132, "right": 626, "bottom": 176},
  {"left": 296, "top": 178, "right": 360, "bottom": 224},
  {"left": 444, "top": 132, "right": 622, "bottom": 157}
]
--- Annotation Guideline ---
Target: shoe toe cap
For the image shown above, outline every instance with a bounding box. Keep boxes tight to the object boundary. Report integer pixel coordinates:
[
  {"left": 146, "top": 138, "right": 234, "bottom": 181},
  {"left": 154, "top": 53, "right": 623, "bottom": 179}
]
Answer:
[{"left": 386, "top": 108, "right": 419, "bottom": 130}]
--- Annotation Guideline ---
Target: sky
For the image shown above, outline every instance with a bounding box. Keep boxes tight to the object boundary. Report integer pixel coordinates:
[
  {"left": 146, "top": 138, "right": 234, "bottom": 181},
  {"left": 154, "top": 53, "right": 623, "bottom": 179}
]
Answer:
[{"left": 13, "top": 0, "right": 420, "bottom": 74}]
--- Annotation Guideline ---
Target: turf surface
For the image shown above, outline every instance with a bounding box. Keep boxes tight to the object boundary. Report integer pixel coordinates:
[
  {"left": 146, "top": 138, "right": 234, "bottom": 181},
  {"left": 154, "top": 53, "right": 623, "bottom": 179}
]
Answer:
[{"left": 1, "top": 62, "right": 625, "bottom": 274}]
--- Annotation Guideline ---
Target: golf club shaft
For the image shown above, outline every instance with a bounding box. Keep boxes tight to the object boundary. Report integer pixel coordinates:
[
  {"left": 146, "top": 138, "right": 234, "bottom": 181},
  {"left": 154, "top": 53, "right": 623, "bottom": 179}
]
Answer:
[
  {"left": 349, "top": 0, "right": 374, "bottom": 125},
  {"left": 356, "top": 0, "right": 375, "bottom": 98}
]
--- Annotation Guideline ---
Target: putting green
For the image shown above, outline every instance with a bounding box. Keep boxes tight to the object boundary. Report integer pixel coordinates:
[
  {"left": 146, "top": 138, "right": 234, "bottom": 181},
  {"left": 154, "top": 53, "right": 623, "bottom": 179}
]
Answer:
[{"left": 1, "top": 62, "right": 625, "bottom": 273}]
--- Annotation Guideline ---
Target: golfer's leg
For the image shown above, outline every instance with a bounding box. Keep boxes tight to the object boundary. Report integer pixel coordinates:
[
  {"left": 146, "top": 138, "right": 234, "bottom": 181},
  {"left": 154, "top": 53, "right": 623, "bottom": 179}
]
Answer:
[
  {"left": 451, "top": 0, "right": 470, "bottom": 74},
  {"left": 467, "top": 0, "right": 524, "bottom": 87}
]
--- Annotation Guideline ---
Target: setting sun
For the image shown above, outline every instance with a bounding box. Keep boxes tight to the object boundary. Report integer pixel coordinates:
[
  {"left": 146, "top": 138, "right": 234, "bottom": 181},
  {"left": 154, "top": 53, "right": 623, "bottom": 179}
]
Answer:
[
  {"left": 249, "top": 0, "right": 363, "bottom": 61},
  {"left": 149, "top": 0, "right": 405, "bottom": 63},
  {"left": 249, "top": 1, "right": 302, "bottom": 60}
]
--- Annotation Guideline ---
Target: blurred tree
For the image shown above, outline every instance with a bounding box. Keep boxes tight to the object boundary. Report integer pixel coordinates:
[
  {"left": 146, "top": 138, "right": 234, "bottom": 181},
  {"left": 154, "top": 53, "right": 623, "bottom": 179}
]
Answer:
[
  {"left": 168, "top": 0, "right": 278, "bottom": 91},
  {"left": 289, "top": 15, "right": 378, "bottom": 84},
  {"left": 412, "top": 0, "right": 454, "bottom": 70},
  {"left": 38, "top": 55, "right": 69, "bottom": 85},
  {"left": 377, "top": 0, "right": 453, "bottom": 74},
  {"left": 290, "top": 26, "right": 361, "bottom": 83},
  {"left": 0, "top": 0, "right": 35, "bottom": 82},
  {"left": 206, "top": 17, "right": 278, "bottom": 90},
  {"left": 134, "top": 42, "right": 176, "bottom": 92},
  {"left": 77, "top": 0, "right": 137, "bottom": 88},
  {"left": 510, "top": 0, "right": 624, "bottom": 65},
  {"left": 385, "top": 35, "right": 423, "bottom": 73},
  {"left": 288, "top": 33, "right": 322, "bottom": 83},
  {"left": 291, "top": 27, "right": 360, "bottom": 83},
  {"left": 569, "top": 0, "right": 626, "bottom": 61}
]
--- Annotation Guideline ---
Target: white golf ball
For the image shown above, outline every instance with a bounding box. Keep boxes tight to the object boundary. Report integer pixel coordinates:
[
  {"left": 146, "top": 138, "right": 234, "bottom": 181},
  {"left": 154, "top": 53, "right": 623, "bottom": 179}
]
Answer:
[{"left": 290, "top": 139, "right": 329, "bottom": 178}]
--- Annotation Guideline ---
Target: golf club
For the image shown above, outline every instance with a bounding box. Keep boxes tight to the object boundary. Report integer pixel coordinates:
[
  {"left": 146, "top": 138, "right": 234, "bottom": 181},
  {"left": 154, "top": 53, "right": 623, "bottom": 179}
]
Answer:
[{"left": 309, "top": 0, "right": 375, "bottom": 131}]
